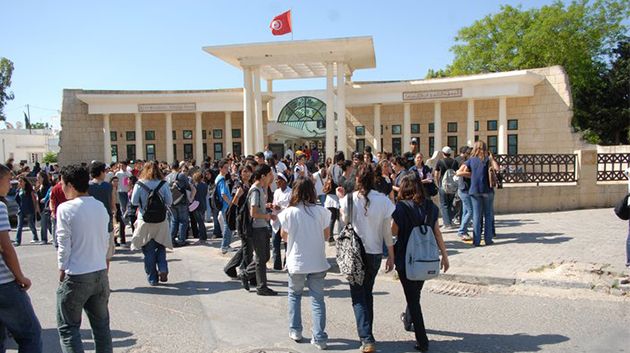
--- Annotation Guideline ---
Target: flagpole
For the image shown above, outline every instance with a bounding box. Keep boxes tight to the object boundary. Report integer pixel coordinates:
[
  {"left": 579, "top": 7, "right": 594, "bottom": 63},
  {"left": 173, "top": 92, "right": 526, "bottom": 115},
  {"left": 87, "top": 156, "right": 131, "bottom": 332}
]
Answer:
[{"left": 27, "top": 104, "right": 32, "bottom": 134}]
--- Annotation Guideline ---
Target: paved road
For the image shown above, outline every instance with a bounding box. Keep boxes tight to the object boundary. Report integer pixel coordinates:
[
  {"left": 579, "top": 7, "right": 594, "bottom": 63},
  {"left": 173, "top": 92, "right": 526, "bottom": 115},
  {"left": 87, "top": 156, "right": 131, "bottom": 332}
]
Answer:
[{"left": 5, "top": 236, "right": 629, "bottom": 353}]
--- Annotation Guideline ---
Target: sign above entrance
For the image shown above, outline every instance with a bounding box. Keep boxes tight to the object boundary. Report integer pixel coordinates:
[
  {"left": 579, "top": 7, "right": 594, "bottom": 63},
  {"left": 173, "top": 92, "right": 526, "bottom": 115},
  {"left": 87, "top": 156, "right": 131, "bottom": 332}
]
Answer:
[
  {"left": 138, "top": 103, "right": 197, "bottom": 112},
  {"left": 403, "top": 88, "right": 462, "bottom": 101}
]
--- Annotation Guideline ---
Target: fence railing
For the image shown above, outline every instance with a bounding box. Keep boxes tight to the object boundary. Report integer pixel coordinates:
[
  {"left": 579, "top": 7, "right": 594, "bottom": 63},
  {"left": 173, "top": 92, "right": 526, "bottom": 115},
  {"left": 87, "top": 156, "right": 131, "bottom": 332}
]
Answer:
[
  {"left": 495, "top": 154, "right": 577, "bottom": 184},
  {"left": 597, "top": 153, "right": 630, "bottom": 181}
]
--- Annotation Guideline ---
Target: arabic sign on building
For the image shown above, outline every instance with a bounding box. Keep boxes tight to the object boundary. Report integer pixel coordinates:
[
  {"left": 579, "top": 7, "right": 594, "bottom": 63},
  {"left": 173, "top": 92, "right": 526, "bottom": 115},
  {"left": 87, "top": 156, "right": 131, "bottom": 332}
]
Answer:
[
  {"left": 403, "top": 88, "right": 462, "bottom": 101},
  {"left": 138, "top": 103, "right": 197, "bottom": 112}
]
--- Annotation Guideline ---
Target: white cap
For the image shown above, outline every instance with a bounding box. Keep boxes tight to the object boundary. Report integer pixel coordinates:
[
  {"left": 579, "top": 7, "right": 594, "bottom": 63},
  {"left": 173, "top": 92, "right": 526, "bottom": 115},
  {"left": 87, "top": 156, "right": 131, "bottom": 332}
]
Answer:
[{"left": 442, "top": 146, "right": 453, "bottom": 155}]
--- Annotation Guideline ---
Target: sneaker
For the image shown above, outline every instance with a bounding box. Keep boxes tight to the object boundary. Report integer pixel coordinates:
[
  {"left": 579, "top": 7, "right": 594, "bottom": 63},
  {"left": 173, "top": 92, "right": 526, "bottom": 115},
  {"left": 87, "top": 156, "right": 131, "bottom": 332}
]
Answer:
[
  {"left": 194, "top": 239, "right": 207, "bottom": 245},
  {"left": 256, "top": 287, "right": 278, "bottom": 296},
  {"left": 149, "top": 281, "right": 158, "bottom": 286},
  {"left": 12, "top": 241, "right": 20, "bottom": 247},
  {"left": 38, "top": 240, "right": 48, "bottom": 245},
  {"left": 311, "top": 340, "right": 327, "bottom": 350},
  {"left": 289, "top": 331, "right": 303, "bottom": 342},
  {"left": 221, "top": 248, "right": 228, "bottom": 254},
  {"left": 462, "top": 235, "right": 473, "bottom": 242},
  {"left": 158, "top": 272, "right": 168, "bottom": 283},
  {"left": 414, "top": 342, "right": 429, "bottom": 352},
  {"left": 239, "top": 274, "right": 250, "bottom": 291},
  {"left": 361, "top": 342, "right": 376, "bottom": 353},
  {"left": 29, "top": 239, "right": 38, "bottom": 243}
]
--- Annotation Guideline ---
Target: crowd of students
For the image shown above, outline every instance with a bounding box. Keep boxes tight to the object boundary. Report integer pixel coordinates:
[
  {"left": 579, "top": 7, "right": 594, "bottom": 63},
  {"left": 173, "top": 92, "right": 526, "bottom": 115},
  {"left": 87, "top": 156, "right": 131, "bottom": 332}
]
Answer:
[{"left": 0, "top": 139, "right": 502, "bottom": 353}]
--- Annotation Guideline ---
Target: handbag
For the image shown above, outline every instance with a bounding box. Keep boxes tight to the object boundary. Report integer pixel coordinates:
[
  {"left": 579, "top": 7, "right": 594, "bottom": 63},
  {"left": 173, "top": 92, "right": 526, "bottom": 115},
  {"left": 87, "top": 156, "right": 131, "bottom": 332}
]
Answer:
[
  {"left": 322, "top": 165, "right": 339, "bottom": 195},
  {"left": 488, "top": 157, "right": 499, "bottom": 189}
]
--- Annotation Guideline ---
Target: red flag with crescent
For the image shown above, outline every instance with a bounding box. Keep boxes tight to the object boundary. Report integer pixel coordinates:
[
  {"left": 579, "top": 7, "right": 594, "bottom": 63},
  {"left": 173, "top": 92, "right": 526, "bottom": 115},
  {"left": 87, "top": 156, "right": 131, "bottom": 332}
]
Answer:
[{"left": 270, "top": 10, "right": 292, "bottom": 36}]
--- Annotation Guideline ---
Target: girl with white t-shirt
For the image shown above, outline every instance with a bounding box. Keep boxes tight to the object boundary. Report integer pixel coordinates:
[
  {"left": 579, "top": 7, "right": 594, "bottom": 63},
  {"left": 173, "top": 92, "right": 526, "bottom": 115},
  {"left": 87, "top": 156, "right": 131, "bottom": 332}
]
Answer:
[
  {"left": 338, "top": 163, "right": 395, "bottom": 353},
  {"left": 279, "top": 177, "right": 331, "bottom": 350}
]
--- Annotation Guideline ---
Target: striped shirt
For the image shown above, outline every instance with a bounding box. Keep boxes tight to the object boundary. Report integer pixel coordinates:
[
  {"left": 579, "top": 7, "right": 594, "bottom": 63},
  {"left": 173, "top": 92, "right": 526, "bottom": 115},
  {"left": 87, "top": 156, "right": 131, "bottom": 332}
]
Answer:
[{"left": 0, "top": 202, "right": 15, "bottom": 284}]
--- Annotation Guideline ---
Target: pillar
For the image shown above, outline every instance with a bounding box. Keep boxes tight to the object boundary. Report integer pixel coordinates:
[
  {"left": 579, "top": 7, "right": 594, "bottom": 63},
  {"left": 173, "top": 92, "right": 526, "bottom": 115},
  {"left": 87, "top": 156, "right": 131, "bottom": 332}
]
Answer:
[
  {"left": 373, "top": 104, "right": 381, "bottom": 152},
  {"left": 434, "top": 102, "right": 442, "bottom": 154},
  {"left": 195, "top": 111, "right": 203, "bottom": 162},
  {"left": 266, "top": 80, "right": 273, "bottom": 122},
  {"left": 403, "top": 103, "right": 411, "bottom": 149},
  {"left": 243, "top": 66, "right": 254, "bottom": 156},
  {"left": 165, "top": 112, "right": 173, "bottom": 163},
  {"left": 467, "top": 99, "right": 475, "bottom": 147},
  {"left": 225, "top": 111, "right": 233, "bottom": 155},
  {"left": 498, "top": 97, "right": 507, "bottom": 154},
  {"left": 134, "top": 113, "right": 144, "bottom": 160},
  {"left": 325, "top": 62, "right": 335, "bottom": 159},
  {"left": 103, "top": 114, "right": 111, "bottom": 164},
  {"left": 253, "top": 67, "right": 264, "bottom": 153},
  {"left": 336, "top": 62, "right": 347, "bottom": 155}
]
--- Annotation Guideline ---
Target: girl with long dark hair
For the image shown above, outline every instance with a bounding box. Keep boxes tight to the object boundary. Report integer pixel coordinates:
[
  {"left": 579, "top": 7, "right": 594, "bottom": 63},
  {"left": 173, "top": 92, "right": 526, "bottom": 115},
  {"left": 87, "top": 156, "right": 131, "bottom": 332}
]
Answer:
[
  {"left": 37, "top": 172, "right": 52, "bottom": 244},
  {"left": 323, "top": 151, "right": 345, "bottom": 245},
  {"left": 14, "top": 176, "right": 39, "bottom": 245}
]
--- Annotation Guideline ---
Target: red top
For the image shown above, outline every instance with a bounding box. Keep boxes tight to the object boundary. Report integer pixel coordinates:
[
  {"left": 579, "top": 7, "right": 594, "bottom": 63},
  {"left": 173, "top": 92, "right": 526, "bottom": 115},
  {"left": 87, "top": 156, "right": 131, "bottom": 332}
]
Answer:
[{"left": 50, "top": 182, "right": 67, "bottom": 217}]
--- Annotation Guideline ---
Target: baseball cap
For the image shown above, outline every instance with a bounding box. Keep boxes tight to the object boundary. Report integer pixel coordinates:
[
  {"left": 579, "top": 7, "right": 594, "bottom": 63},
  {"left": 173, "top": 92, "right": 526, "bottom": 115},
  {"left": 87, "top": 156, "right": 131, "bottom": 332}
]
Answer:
[
  {"left": 277, "top": 173, "right": 288, "bottom": 182},
  {"left": 411, "top": 137, "right": 418, "bottom": 145},
  {"left": 442, "top": 146, "right": 453, "bottom": 155}
]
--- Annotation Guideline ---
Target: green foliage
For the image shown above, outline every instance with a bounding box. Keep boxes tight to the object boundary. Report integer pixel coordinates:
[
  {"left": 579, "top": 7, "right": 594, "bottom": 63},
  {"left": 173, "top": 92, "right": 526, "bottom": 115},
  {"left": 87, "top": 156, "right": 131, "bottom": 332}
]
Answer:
[
  {"left": 28, "top": 122, "right": 50, "bottom": 129},
  {"left": 42, "top": 151, "right": 57, "bottom": 164},
  {"left": 0, "top": 58, "right": 15, "bottom": 121},
  {"left": 428, "top": 0, "right": 630, "bottom": 144}
]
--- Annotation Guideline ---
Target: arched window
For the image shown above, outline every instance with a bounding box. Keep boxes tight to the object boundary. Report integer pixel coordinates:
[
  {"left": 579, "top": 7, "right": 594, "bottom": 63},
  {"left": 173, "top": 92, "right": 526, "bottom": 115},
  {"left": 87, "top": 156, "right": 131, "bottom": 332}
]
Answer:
[{"left": 277, "top": 96, "right": 327, "bottom": 133}]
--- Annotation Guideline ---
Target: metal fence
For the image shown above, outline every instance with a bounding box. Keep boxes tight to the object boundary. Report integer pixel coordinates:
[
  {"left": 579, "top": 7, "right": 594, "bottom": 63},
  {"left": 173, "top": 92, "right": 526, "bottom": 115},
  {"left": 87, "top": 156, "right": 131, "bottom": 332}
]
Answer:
[
  {"left": 597, "top": 153, "right": 630, "bottom": 181},
  {"left": 495, "top": 154, "right": 577, "bottom": 184}
]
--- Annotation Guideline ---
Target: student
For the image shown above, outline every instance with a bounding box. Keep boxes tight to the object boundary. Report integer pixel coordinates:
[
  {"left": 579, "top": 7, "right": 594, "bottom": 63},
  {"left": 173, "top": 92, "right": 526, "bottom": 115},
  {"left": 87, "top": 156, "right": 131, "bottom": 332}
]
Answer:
[
  {"left": 0, "top": 164, "right": 42, "bottom": 353},
  {"left": 433, "top": 146, "right": 459, "bottom": 229},
  {"left": 339, "top": 164, "right": 395, "bottom": 353},
  {"left": 215, "top": 159, "right": 233, "bottom": 254},
  {"left": 14, "top": 176, "right": 39, "bottom": 246},
  {"left": 391, "top": 175, "right": 449, "bottom": 352},
  {"left": 166, "top": 161, "right": 194, "bottom": 247},
  {"left": 88, "top": 161, "right": 116, "bottom": 260},
  {"left": 279, "top": 177, "right": 331, "bottom": 350},
  {"left": 271, "top": 173, "right": 291, "bottom": 270},
  {"left": 56, "top": 165, "right": 112, "bottom": 352}
]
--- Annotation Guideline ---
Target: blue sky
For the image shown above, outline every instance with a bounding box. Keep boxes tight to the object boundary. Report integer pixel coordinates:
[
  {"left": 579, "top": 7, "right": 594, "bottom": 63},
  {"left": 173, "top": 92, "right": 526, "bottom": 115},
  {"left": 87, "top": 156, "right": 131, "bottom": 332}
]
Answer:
[{"left": 2, "top": 0, "right": 557, "bottom": 128}]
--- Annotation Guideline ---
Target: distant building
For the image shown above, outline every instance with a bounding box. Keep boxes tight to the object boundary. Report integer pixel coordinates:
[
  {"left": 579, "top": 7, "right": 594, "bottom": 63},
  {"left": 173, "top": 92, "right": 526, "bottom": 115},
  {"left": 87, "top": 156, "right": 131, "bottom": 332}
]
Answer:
[{"left": 0, "top": 128, "right": 60, "bottom": 165}]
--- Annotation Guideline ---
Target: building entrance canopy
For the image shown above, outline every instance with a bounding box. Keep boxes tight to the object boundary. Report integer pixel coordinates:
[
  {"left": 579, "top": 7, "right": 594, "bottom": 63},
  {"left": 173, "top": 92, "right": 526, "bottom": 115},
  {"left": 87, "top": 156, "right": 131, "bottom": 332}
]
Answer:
[{"left": 203, "top": 36, "right": 377, "bottom": 157}]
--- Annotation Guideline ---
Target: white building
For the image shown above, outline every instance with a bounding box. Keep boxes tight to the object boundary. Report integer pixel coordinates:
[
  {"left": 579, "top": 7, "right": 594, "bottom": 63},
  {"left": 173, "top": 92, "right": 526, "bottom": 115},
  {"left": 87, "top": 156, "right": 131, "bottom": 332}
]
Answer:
[{"left": 0, "top": 128, "right": 60, "bottom": 165}]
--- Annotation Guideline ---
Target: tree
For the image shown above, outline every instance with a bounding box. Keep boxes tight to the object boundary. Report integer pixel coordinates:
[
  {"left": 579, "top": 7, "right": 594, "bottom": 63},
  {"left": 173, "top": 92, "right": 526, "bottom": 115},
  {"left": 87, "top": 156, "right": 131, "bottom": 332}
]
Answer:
[
  {"left": 0, "top": 58, "right": 15, "bottom": 121},
  {"left": 427, "top": 0, "right": 630, "bottom": 144},
  {"left": 28, "top": 122, "right": 50, "bottom": 129},
  {"left": 42, "top": 151, "right": 58, "bottom": 164}
]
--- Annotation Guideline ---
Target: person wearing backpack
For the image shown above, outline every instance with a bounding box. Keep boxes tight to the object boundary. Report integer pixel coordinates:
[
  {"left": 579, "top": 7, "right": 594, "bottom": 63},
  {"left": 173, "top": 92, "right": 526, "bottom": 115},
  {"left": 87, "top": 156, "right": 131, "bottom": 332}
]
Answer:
[
  {"left": 433, "top": 146, "right": 460, "bottom": 230},
  {"left": 391, "top": 174, "right": 449, "bottom": 352},
  {"left": 166, "top": 161, "right": 194, "bottom": 247},
  {"left": 215, "top": 159, "right": 234, "bottom": 254},
  {"left": 338, "top": 163, "right": 395, "bottom": 353},
  {"left": 130, "top": 161, "right": 173, "bottom": 286}
]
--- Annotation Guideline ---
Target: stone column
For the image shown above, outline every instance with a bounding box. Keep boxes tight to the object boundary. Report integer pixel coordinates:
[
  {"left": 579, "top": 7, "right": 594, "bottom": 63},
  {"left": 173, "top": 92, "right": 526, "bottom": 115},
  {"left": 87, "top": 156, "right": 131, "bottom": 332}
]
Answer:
[
  {"left": 467, "top": 99, "right": 475, "bottom": 147},
  {"left": 498, "top": 97, "right": 507, "bottom": 154},
  {"left": 373, "top": 104, "right": 381, "bottom": 152},
  {"left": 103, "top": 114, "right": 112, "bottom": 164},
  {"left": 325, "top": 62, "right": 335, "bottom": 159},
  {"left": 266, "top": 80, "right": 273, "bottom": 122},
  {"left": 403, "top": 103, "right": 411, "bottom": 149},
  {"left": 336, "top": 62, "right": 347, "bottom": 155},
  {"left": 165, "top": 112, "right": 173, "bottom": 163},
  {"left": 253, "top": 67, "right": 264, "bottom": 153},
  {"left": 434, "top": 102, "right": 442, "bottom": 154},
  {"left": 195, "top": 111, "right": 203, "bottom": 162},
  {"left": 225, "top": 111, "right": 233, "bottom": 156},
  {"left": 135, "top": 113, "right": 144, "bottom": 160},
  {"left": 242, "top": 66, "right": 253, "bottom": 156}
]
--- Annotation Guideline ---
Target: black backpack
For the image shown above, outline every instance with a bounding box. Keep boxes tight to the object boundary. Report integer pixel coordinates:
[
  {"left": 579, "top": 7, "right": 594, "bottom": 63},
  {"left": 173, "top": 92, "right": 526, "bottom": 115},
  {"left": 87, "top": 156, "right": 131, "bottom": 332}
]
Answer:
[
  {"left": 137, "top": 180, "right": 167, "bottom": 223},
  {"left": 237, "top": 188, "right": 260, "bottom": 239},
  {"left": 614, "top": 193, "right": 630, "bottom": 220},
  {"left": 210, "top": 178, "right": 225, "bottom": 211}
]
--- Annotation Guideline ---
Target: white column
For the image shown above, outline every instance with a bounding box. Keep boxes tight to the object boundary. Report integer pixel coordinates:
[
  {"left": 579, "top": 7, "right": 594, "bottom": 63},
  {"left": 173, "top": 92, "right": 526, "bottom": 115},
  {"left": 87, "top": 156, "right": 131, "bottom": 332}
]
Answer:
[
  {"left": 403, "top": 103, "right": 411, "bottom": 149},
  {"left": 242, "top": 66, "right": 253, "bottom": 156},
  {"left": 135, "top": 113, "right": 144, "bottom": 160},
  {"left": 434, "top": 102, "right": 442, "bottom": 154},
  {"left": 103, "top": 114, "right": 112, "bottom": 164},
  {"left": 225, "top": 111, "right": 233, "bottom": 155},
  {"left": 498, "top": 96, "right": 507, "bottom": 154},
  {"left": 165, "top": 112, "right": 173, "bottom": 163},
  {"left": 266, "top": 80, "right": 273, "bottom": 122},
  {"left": 325, "top": 62, "right": 335, "bottom": 160},
  {"left": 467, "top": 99, "right": 475, "bottom": 147},
  {"left": 195, "top": 111, "right": 203, "bottom": 162},
  {"left": 253, "top": 67, "right": 264, "bottom": 153},
  {"left": 336, "top": 62, "right": 347, "bottom": 155},
  {"left": 373, "top": 104, "right": 381, "bottom": 152}
]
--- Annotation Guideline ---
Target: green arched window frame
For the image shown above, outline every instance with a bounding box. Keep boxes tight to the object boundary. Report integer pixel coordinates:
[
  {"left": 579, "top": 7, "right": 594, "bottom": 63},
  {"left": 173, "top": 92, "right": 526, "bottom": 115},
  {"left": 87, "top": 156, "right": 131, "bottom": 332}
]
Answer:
[{"left": 277, "top": 96, "right": 327, "bottom": 132}]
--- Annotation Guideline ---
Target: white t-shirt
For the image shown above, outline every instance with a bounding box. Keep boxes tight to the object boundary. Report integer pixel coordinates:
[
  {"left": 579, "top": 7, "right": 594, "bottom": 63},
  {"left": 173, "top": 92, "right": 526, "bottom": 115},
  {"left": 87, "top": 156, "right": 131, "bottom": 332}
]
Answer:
[
  {"left": 115, "top": 170, "right": 131, "bottom": 192},
  {"left": 313, "top": 171, "right": 326, "bottom": 196},
  {"left": 276, "top": 160, "right": 288, "bottom": 174},
  {"left": 278, "top": 204, "right": 331, "bottom": 274},
  {"left": 271, "top": 186, "right": 292, "bottom": 233},
  {"left": 294, "top": 163, "right": 310, "bottom": 178},
  {"left": 340, "top": 190, "right": 395, "bottom": 254}
]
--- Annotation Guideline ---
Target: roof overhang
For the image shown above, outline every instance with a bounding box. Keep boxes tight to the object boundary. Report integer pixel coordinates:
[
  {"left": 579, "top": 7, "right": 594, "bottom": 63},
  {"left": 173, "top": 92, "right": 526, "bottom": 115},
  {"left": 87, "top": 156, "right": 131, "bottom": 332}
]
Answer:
[
  {"left": 203, "top": 36, "right": 376, "bottom": 80},
  {"left": 76, "top": 90, "right": 272, "bottom": 114}
]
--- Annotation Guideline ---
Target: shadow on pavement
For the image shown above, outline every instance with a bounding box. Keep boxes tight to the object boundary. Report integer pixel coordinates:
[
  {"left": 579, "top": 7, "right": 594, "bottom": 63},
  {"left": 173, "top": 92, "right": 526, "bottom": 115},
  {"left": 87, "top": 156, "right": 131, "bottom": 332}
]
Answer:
[
  {"left": 5, "top": 328, "right": 136, "bottom": 353},
  {"left": 111, "top": 280, "right": 242, "bottom": 296},
  {"left": 444, "top": 232, "right": 569, "bottom": 255},
  {"left": 420, "top": 329, "right": 569, "bottom": 353},
  {"left": 494, "top": 219, "right": 539, "bottom": 228}
]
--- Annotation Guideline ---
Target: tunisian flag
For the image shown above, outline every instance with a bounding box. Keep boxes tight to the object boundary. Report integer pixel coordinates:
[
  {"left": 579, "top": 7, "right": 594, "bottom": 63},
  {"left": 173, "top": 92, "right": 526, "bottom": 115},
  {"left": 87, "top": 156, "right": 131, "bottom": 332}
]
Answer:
[{"left": 270, "top": 10, "right": 292, "bottom": 36}]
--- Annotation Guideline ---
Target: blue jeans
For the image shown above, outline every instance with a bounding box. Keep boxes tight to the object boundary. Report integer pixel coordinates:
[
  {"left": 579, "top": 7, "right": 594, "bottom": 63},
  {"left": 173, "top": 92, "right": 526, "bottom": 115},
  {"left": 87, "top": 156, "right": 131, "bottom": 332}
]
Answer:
[
  {"left": 52, "top": 217, "right": 58, "bottom": 248},
  {"left": 318, "top": 195, "right": 326, "bottom": 206},
  {"left": 0, "top": 281, "right": 42, "bottom": 353},
  {"left": 212, "top": 208, "right": 222, "bottom": 237},
  {"left": 193, "top": 209, "right": 208, "bottom": 241},
  {"left": 142, "top": 239, "right": 168, "bottom": 285},
  {"left": 15, "top": 212, "right": 38, "bottom": 244},
  {"left": 117, "top": 191, "right": 129, "bottom": 217},
  {"left": 471, "top": 192, "right": 495, "bottom": 246},
  {"left": 272, "top": 229, "right": 284, "bottom": 269},
  {"left": 220, "top": 210, "right": 233, "bottom": 251},
  {"left": 56, "top": 270, "right": 112, "bottom": 353},
  {"left": 349, "top": 253, "right": 382, "bottom": 344},
  {"left": 438, "top": 189, "right": 456, "bottom": 226},
  {"left": 40, "top": 209, "right": 52, "bottom": 243},
  {"left": 457, "top": 190, "right": 473, "bottom": 236},
  {"left": 288, "top": 271, "right": 328, "bottom": 344},
  {"left": 204, "top": 199, "right": 212, "bottom": 223},
  {"left": 169, "top": 204, "right": 189, "bottom": 244}
]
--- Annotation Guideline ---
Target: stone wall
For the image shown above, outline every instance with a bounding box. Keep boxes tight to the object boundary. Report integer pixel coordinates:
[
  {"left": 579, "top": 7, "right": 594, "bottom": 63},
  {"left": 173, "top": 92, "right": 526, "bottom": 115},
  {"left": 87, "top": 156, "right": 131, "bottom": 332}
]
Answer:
[{"left": 58, "top": 89, "right": 104, "bottom": 166}]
